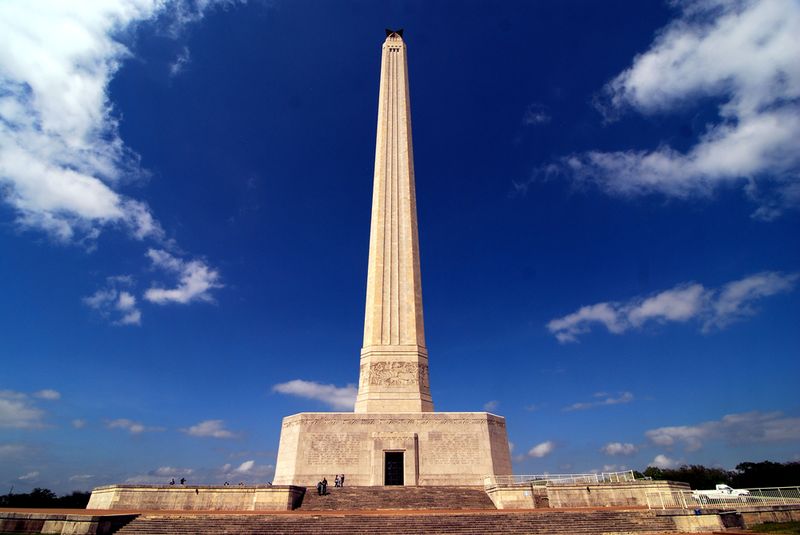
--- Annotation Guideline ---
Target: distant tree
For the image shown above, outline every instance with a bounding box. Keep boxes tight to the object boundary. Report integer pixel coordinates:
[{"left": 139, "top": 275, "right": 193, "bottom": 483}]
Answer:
[
  {"left": 55, "top": 491, "right": 91, "bottom": 508},
  {"left": 0, "top": 488, "right": 89, "bottom": 508},
  {"left": 643, "top": 467, "right": 664, "bottom": 480},
  {"left": 732, "top": 461, "right": 800, "bottom": 488},
  {"left": 642, "top": 465, "right": 733, "bottom": 489}
]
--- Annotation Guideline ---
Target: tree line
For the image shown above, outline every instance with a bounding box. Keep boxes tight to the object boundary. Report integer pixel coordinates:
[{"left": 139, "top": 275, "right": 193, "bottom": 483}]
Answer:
[
  {"left": 638, "top": 461, "right": 800, "bottom": 490},
  {"left": 0, "top": 488, "right": 90, "bottom": 508}
]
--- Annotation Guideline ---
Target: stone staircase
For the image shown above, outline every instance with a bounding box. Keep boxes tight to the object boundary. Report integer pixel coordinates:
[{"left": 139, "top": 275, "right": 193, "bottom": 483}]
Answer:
[
  {"left": 115, "top": 510, "right": 680, "bottom": 534},
  {"left": 297, "top": 485, "right": 496, "bottom": 510}
]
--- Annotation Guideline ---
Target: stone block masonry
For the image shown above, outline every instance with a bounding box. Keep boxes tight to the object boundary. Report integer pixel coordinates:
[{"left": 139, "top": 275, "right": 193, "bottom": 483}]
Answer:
[{"left": 272, "top": 412, "right": 512, "bottom": 486}]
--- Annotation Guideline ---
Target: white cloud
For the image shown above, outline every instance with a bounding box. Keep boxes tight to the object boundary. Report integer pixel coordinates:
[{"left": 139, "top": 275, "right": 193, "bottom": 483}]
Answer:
[
  {"left": 144, "top": 249, "right": 222, "bottom": 305},
  {"left": 528, "top": 441, "right": 555, "bottom": 458},
  {"left": 273, "top": 379, "right": 357, "bottom": 411},
  {"left": 72, "top": 418, "right": 87, "bottom": 429},
  {"left": 33, "top": 389, "right": 61, "bottom": 400},
  {"left": 107, "top": 418, "right": 164, "bottom": 434},
  {"left": 69, "top": 474, "right": 94, "bottom": 481},
  {"left": 483, "top": 400, "right": 499, "bottom": 412},
  {"left": 650, "top": 454, "right": 680, "bottom": 469},
  {"left": 646, "top": 411, "right": 800, "bottom": 452},
  {"left": 180, "top": 419, "right": 235, "bottom": 438},
  {"left": 220, "top": 460, "right": 274, "bottom": 483},
  {"left": 0, "top": 390, "right": 45, "bottom": 429},
  {"left": 523, "top": 103, "right": 551, "bottom": 125},
  {"left": 0, "top": 1, "right": 240, "bottom": 244},
  {"left": 564, "top": 392, "right": 634, "bottom": 412},
  {"left": 235, "top": 460, "right": 254, "bottom": 473},
  {"left": 602, "top": 442, "right": 638, "bottom": 456},
  {"left": 0, "top": 1, "right": 169, "bottom": 243},
  {"left": 18, "top": 471, "right": 40, "bottom": 481},
  {"left": 547, "top": 271, "right": 797, "bottom": 342},
  {"left": 561, "top": 0, "right": 800, "bottom": 219},
  {"left": 83, "top": 275, "right": 143, "bottom": 325}
]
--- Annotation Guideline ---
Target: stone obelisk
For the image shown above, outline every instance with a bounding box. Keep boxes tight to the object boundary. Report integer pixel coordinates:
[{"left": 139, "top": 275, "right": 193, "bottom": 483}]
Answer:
[
  {"left": 355, "top": 29, "right": 432, "bottom": 413},
  {"left": 271, "top": 31, "right": 512, "bottom": 487}
]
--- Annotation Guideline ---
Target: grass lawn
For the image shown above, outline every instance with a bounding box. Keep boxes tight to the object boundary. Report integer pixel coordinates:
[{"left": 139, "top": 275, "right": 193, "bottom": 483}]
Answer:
[{"left": 749, "top": 521, "right": 800, "bottom": 534}]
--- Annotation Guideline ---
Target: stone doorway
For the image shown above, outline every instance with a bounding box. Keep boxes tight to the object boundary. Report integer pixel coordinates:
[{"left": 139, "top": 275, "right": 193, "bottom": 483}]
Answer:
[{"left": 384, "top": 451, "right": 404, "bottom": 486}]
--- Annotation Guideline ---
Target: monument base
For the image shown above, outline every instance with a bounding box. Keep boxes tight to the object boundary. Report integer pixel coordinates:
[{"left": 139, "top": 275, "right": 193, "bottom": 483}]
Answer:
[{"left": 272, "top": 412, "right": 512, "bottom": 487}]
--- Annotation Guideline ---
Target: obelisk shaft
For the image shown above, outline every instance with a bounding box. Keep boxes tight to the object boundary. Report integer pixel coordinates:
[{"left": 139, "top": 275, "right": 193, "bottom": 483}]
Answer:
[{"left": 355, "top": 31, "right": 433, "bottom": 413}]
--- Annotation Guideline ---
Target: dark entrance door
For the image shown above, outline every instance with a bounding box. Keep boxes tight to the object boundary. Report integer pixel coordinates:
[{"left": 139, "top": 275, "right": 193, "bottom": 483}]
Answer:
[{"left": 384, "top": 451, "right": 404, "bottom": 486}]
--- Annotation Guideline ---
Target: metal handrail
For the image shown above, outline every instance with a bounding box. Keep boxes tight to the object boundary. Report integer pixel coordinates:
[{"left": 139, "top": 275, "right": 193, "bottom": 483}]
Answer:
[
  {"left": 484, "top": 470, "right": 636, "bottom": 488},
  {"left": 645, "top": 486, "right": 800, "bottom": 510}
]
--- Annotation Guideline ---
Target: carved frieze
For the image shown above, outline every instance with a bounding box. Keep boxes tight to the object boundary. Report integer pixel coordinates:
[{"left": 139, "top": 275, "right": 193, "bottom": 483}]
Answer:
[{"left": 361, "top": 361, "right": 429, "bottom": 388}]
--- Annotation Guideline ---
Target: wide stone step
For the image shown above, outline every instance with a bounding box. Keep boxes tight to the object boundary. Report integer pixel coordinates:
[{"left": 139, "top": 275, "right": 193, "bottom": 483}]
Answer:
[
  {"left": 297, "top": 486, "right": 496, "bottom": 510},
  {"left": 115, "top": 510, "right": 678, "bottom": 534}
]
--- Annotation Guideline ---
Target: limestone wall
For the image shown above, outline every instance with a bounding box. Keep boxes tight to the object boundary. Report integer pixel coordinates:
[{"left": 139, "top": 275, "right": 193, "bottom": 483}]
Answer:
[
  {"left": 86, "top": 485, "right": 304, "bottom": 511},
  {"left": 272, "top": 411, "right": 512, "bottom": 486},
  {"left": 486, "top": 480, "right": 690, "bottom": 509},
  {"left": 0, "top": 512, "right": 136, "bottom": 534},
  {"left": 547, "top": 480, "right": 690, "bottom": 508}
]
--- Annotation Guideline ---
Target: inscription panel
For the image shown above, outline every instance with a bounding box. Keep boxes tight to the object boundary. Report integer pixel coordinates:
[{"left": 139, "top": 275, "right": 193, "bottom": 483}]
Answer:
[
  {"left": 426, "top": 432, "right": 482, "bottom": 465},
  {"left": 304, "top": 433, "right": 364, "bottom": 466}
]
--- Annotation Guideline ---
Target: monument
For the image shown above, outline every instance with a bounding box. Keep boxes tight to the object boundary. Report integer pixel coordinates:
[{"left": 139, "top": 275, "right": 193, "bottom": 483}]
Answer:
[{"left": 271, "top": 30, "right": 512, "bottom": 487}]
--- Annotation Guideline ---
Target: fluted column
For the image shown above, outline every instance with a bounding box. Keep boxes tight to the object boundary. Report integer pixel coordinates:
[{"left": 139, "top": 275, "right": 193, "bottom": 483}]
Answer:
[{"left": 355, "top": 31, "right": 433, "bottom": 413}]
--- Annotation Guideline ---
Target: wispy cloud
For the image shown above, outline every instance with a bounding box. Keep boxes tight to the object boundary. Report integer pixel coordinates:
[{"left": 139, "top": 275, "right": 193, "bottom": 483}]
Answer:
[
  {"left": 153, "top": 466, "right": 194, "bottom": 477},
  {"left": 601, "top": 442, "right": 638, "bottom": 456},
  {"left": 522, "top": 102, "right": 551, "bottom": 125},
  {"left": 0, "top": 444, "right": 26, "bottom": 457},
  {"left": 272, "top": 379, "right": 357, "bottom": 411},
  {"left": 33, "top": 389, "right": 61, "bottom": 400},
  {"left": 564, "top": 392, "right": 633, "bottom": 412},
  {"left": 107, "top": 418, "right": 164, "bottom": 434},
  {"left": 18, "top": 471, "right": 39, "bottom": 481},
  {"left": 144, "top": 249, "right": 222, "bottom": 305},
  {"left": 180, "top": 419, "right": 236, "bottom": 439},
  {"left": 552, "top": 0, "right": 800, "bottom": 219},
  {"left": 548, "top": 271, "right": 798, "bottom": 342},
  {"left": 169, "top": 45, "right": 191, "bottom": 76},
  {"left": 646, "top": 411, "right": 800, "bottom": 452},
  {"left": 83, "top": 275, "right": 142, "bottom": 325},
  {"left": 483, "top": 400, "right": 499, "bottom": 412}
]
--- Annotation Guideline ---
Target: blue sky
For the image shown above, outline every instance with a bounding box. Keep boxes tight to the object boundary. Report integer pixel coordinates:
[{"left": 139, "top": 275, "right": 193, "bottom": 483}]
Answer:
[{"left": 1, "top": 0, "right": 799, "bottom": 493}]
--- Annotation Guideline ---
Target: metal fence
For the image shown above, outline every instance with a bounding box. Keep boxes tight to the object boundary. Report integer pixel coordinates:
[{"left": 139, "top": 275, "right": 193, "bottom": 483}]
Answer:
[
  {"left": 645, "top": 487, "right": 800, "bottom": 510},
  {"left": 484, "top": 470, "right": 636, "bottom": 488}
]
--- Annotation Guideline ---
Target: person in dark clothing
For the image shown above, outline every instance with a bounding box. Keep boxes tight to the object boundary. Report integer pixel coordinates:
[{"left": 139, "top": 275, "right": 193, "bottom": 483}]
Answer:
[
  {"left": 340, "top": 474, "right": 345, "bottom": 487},
  {"left": 316, "top": 481, "right": 323, "bottom": 496},
  {"left": 180, "top": 477, "right": 186, "bottom": 485},
  {"left": 321, "top": 477, "right": 328, "bottom": 495}
]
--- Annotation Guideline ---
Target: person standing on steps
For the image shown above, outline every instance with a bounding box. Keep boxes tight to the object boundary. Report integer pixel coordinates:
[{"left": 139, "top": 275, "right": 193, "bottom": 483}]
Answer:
[
  {"left": 340, "top": 474, "right": 345, "bottom": 487},
  {"left": 316, "top": 480, "right": 323, "bottom": 496},
  {"left": 322, "top": 477, "right": 328, "bottom": 495},
  {"left": 334, "top": 474, "right": 340, "bottom": 487}
]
